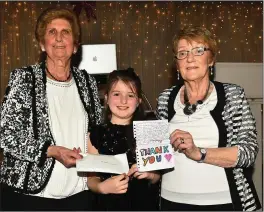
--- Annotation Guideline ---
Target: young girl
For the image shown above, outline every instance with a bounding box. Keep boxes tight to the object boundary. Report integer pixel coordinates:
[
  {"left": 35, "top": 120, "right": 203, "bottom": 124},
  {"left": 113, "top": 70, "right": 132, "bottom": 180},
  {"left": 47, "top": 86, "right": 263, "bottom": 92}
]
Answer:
[{"left": 87, "top": 69, "right": 160, "bottom": 210}]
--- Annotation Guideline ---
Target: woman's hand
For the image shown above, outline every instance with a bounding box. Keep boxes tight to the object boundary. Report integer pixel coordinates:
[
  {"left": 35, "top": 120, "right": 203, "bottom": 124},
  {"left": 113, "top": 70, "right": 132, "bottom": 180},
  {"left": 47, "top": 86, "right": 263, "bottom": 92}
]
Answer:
[
  {"left": 127, "top": 164, "right": 160, "bottom": 183},
  {"left": 98, "top": 174, "right": 129, "bottom": 194},
  {"left": 47, "top": 146, "right": 83, "bottom": 168},
  {"left": 73, "top": 147, "right": 81, "bottom": 154},
  {"left": 170, "top": 129, "right": 201, "bottom": 161},
  {"left": 170, "top": 129, "right": 239, "bottom": 167}
]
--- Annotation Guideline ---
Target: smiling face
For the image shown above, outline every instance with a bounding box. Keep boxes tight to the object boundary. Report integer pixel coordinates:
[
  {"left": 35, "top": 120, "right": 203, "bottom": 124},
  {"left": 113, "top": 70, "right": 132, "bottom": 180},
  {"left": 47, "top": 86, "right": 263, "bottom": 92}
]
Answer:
[
  {"left": 40, "top": 18, "right": 76, "bottom": 61},
  {"left": 106, "top": 80, "right": 141, "bottom": 125},
  {"left": 176, "top": 39, "right": 214, "bottom": 82}
]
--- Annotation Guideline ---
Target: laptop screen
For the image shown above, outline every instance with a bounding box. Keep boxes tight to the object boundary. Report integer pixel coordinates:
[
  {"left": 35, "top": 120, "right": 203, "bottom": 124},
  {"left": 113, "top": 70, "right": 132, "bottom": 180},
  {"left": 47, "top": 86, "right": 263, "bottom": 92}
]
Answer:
[{"left": 78, "top": 44, "right": 117, "bottom": 74}]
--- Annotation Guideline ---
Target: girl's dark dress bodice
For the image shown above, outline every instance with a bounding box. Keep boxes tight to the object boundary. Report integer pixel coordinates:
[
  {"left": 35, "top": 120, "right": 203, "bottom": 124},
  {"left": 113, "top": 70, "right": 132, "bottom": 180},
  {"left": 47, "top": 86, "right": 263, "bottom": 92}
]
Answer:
[{"left": 90, "top": 122, "right": 159, "bottom": 211}]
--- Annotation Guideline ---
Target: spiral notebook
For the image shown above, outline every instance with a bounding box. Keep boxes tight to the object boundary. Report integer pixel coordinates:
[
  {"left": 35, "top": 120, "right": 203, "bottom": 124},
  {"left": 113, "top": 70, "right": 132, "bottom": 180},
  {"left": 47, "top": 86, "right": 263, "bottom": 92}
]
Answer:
[{"left": 133, "top": 120, "right": 175, "bottom": 172}]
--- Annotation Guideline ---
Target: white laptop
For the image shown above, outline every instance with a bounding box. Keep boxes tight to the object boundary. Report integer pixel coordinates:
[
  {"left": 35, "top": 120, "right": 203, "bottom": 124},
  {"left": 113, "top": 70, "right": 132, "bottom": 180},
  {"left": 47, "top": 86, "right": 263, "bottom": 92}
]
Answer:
[{"left": 78, "top": 44, "right": 117, "bottom": 74}]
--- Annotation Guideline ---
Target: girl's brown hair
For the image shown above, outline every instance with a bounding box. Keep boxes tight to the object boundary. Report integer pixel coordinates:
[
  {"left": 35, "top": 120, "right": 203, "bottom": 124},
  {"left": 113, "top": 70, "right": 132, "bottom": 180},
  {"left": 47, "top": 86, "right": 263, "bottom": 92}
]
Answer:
[{"left": 104, "top": 68, "right": 145, "bottom": 123}]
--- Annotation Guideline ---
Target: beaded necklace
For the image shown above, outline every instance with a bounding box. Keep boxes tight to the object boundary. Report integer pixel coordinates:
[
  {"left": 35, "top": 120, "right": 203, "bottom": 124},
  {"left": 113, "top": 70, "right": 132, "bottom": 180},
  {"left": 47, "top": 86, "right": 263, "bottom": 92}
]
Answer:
[
  {"left": 46, "top": 65, "right": 71, "bottom": 82},
  {"left": 183, "top": 82, "right": 211, "bottom": 115}
]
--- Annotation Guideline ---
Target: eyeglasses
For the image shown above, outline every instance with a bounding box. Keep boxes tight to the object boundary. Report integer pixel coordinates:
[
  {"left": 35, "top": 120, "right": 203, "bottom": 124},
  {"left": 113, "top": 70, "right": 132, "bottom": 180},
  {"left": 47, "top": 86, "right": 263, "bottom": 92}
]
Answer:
[{"left": 175, "top": 47, "right": 211, "bottom": 60}]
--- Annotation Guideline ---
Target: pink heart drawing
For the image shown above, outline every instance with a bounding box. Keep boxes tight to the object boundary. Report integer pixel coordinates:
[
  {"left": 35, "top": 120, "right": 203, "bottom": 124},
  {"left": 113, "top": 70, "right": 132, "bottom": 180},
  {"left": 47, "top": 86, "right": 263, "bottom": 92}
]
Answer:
[{"left": 164, "top": 154, "right": 172, "bottom": 162}]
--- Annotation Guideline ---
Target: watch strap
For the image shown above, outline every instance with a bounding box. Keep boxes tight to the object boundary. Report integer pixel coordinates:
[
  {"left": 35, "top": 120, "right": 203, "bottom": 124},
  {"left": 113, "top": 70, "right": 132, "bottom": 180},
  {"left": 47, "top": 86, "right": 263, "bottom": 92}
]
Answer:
[{"left": 197, "top": 147, "right": 206, "bottom": 163}]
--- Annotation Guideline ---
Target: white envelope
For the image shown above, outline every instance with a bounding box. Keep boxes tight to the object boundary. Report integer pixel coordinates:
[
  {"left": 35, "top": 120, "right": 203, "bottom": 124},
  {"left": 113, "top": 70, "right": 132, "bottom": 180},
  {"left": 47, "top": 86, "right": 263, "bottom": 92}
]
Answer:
[{"left": 76, "top": 153, "right": 129, "bottom": 174}]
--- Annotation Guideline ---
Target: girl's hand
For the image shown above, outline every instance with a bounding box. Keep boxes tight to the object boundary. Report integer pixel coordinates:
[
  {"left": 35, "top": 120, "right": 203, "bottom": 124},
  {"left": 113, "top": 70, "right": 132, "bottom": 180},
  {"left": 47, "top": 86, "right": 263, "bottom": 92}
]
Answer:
[
  {"left": 127, "top": 164, "right": 155, "bottom": 181},
  {"left": 170, "top": 129, "right": 201, "bottom": 161},
  {"left": 98, "top": 174, "right": 129, "bottom": 194}
]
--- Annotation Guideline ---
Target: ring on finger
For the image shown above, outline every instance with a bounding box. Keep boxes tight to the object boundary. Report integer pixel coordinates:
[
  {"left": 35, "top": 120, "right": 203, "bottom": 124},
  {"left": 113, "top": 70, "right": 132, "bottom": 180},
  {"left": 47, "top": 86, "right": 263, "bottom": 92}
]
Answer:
[{"left": 180, "top": 138, "right": 184, "bottom": 144}]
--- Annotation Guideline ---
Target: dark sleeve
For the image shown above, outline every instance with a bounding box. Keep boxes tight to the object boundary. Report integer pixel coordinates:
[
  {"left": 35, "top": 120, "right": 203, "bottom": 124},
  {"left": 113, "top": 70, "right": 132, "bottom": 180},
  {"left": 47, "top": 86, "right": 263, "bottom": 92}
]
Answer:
[
  {"left": 84, "top": 71, "right": 102, "bottom": 131},
  {"left": 0, "top": 68, "right": 49, "bottom": 165},
  {"left": 89, "top": 125, "right": 101, "bottom": 149}
]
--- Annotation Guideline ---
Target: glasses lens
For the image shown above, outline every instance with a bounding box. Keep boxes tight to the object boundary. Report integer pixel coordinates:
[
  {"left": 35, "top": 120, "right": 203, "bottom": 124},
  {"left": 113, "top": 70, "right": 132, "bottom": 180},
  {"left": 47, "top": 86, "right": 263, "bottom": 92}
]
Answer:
[
  {"left": 193, "top": 47, "right": 205, "bottom": 56},
  {"left": 177, "top": 51, "right": 187, "bottom": 59}
]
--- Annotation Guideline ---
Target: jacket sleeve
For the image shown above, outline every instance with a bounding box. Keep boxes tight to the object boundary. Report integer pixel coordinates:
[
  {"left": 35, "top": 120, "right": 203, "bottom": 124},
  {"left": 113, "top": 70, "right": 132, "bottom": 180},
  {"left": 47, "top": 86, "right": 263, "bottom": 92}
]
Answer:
[
  {"left": 0, "top": 69, "right": 48, "bottom": 164},
  {"left": 87, "top": 74, "right": 102, "bottom": 126},
  {"left": 156, "top": 88, "right": 173, "bottom": 120},
  {"left": 233, "top": 87, "right": 259, "bottom": 168}
]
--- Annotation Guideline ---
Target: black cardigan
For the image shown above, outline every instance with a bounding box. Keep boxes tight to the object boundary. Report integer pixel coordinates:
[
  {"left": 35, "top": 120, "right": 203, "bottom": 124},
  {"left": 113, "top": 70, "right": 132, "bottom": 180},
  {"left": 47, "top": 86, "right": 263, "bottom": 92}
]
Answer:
[{"left": 156, "top": 81, "right": 261, "bottom": 211}]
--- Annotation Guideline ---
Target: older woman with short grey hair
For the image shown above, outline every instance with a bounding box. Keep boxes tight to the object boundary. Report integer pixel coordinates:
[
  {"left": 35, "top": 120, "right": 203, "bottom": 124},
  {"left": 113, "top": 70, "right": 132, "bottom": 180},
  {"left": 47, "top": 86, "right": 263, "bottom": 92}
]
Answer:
[{"left": 156, "top": 26, "right": 261, "bottom": 211}]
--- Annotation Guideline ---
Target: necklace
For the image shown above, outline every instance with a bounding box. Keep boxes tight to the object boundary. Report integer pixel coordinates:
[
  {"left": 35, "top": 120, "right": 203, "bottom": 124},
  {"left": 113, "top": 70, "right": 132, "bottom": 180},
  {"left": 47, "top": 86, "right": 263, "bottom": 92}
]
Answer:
[
  {"left": 183, "top": 82, "right": 211, "bottom": 115},
  {"left": 46, "top": 66, "right": 71, "bottom": 82}
]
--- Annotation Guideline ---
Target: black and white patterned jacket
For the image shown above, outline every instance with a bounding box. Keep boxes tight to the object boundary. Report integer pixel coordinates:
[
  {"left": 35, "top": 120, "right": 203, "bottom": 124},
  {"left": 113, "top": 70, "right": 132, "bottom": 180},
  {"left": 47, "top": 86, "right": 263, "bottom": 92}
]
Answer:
[
  {"left": 0, "top": 62, "right": 102, "bottom": 194},
  {"left": 156, "top": 81, "right": 261, "bottom": 211}
]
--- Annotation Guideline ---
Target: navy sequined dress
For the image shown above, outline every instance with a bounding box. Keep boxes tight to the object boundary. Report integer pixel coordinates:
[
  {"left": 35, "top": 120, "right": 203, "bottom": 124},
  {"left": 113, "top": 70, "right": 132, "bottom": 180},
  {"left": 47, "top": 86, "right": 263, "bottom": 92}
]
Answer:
[{"left": 90, "top": 122, "right": 159, "bottom": 211}]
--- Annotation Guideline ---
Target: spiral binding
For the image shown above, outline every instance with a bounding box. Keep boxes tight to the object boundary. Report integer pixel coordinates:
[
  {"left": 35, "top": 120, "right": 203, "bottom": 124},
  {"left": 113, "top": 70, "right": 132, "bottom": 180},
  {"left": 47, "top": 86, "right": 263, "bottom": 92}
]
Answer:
[{"left": 133, "top": 125, "right": 141, "bottom": 169}]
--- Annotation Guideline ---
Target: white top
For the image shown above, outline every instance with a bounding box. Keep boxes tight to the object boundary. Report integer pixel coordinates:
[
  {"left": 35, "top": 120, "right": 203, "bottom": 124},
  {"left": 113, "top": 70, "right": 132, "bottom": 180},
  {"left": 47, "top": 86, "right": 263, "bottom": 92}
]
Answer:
[
  {"left": 161, "top": 84, "right": 232, "bottom": 205},
  {"left": 31, "top": 77, "right": 88, "bottom": 199}
]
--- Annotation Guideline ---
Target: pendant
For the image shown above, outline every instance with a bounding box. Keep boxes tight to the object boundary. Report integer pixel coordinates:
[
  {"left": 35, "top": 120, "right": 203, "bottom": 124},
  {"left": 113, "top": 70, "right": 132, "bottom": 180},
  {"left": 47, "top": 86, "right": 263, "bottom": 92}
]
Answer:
[{"left": 183, "top": 103, "right": 197, "bottom": 115}]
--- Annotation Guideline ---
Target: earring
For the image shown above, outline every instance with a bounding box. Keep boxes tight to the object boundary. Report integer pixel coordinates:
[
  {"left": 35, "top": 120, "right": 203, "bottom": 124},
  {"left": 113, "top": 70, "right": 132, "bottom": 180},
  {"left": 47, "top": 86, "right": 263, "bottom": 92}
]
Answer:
[
  {"left": 41, "top": 48, "right": 45, "bottom": 52},
  {"left": 209, "top": 66, "right": 213, "bottom": 75},
  {"left": 177, "top": 71, "right": 180, "bottom": 80}
]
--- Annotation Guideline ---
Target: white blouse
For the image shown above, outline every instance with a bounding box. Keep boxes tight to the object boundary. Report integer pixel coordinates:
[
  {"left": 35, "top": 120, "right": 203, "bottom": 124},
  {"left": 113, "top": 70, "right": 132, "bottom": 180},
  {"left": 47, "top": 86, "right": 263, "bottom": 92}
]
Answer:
[{"left": 32, "top": 77, "right": 88, "bottom": 199}]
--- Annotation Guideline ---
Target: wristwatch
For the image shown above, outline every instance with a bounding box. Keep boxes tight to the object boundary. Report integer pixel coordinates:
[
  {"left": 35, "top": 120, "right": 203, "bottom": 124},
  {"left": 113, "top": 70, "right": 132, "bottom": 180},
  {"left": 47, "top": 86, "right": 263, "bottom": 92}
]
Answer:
[{"left": 197, "top": 147, "right": 207, "bottom": 163}]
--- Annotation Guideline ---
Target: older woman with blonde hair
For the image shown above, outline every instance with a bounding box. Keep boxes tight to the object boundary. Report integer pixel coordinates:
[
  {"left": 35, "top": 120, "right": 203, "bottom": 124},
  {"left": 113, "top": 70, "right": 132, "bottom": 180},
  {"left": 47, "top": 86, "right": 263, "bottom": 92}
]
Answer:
[
  {"left": 156, "top": 26, "right": 261, "bottom": 211},
  {"left": 0, "top": 7, "right": 101, "bottom": 210}
]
